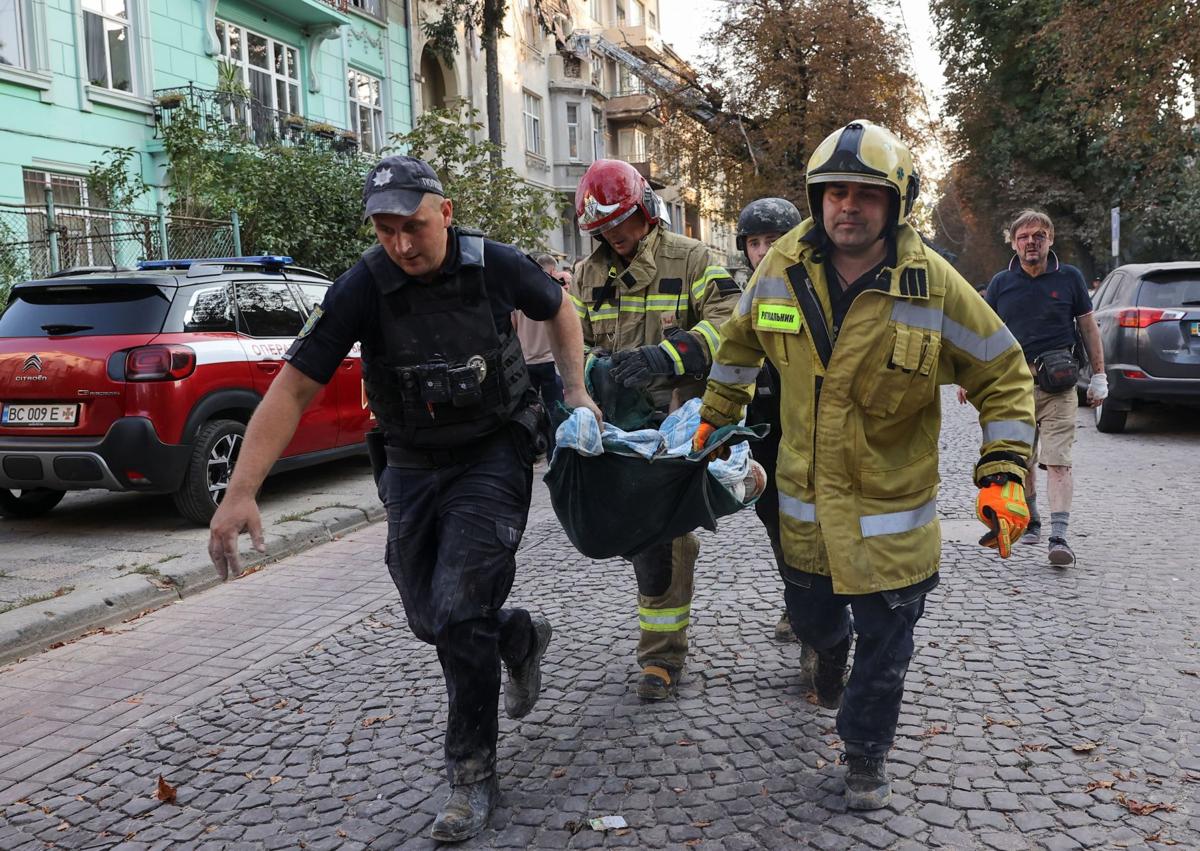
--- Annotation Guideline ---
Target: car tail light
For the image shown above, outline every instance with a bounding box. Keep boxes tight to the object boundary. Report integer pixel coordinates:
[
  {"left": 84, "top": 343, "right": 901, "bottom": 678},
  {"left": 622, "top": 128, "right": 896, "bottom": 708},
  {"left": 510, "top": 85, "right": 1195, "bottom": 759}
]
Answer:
[
  {"left": 1121, "top": 370, "right": 1148, "bottom": 380},
  {"left": 125, "top": 344, "right": 196, "bottom": 381},
  {"left": 1117, "top": 308, "right": 1186, "bottom": 328}
]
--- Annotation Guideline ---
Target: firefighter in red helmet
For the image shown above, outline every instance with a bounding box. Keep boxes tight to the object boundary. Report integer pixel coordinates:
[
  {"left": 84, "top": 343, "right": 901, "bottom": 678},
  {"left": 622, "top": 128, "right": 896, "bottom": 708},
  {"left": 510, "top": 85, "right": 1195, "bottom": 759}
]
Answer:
[{"left": 567, "top": 158, "right": 740, "bottom": 700}]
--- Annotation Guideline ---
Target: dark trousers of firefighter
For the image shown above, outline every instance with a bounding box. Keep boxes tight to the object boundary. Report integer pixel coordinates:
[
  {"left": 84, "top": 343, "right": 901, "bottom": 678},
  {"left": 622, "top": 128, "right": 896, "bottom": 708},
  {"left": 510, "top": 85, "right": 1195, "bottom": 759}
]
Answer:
[
  {"left": 783, "top": 572, "right": 931, "bottom": 759},
  {"left": 629, "top": 533, "right": 698, "bottom": 671},
  {"left": 379, "top": 429, "right": 536, "bottom": 786},
  {"left": 750, "top": 417, "right": 786, "bottom": 568}
]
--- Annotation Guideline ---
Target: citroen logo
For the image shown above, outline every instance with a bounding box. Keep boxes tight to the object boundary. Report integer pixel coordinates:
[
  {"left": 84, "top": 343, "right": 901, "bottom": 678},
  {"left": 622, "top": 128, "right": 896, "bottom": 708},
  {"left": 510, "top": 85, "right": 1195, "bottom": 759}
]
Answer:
[{"left": 22, "top": 355, "right": 43, "bottom": 373}]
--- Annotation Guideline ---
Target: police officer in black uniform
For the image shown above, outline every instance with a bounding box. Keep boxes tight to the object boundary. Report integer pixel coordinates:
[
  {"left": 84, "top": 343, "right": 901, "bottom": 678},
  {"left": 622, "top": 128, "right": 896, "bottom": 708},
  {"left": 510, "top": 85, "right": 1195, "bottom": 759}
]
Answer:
[{"left": 208, "top": 155, "right": 600, "bottom": 844}]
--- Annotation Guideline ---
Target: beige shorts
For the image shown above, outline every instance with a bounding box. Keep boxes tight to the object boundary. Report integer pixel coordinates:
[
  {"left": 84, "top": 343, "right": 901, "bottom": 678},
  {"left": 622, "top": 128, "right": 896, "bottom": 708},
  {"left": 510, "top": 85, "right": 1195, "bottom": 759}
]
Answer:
[{"left": 1031, "top": 386, "right": 1077, "bottom": 468}]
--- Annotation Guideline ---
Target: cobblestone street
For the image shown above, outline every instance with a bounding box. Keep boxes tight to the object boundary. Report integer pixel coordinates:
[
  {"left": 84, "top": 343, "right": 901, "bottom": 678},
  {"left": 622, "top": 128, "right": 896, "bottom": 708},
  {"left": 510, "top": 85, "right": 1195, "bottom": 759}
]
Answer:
[{"left": 0, "top": 390, "right": 1197, "bottom": 849}]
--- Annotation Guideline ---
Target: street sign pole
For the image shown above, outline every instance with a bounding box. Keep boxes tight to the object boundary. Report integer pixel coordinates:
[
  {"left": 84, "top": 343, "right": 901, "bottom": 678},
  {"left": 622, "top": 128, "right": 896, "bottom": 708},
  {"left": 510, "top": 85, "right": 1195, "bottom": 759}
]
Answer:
[{"left": 1110, "top": 206, "right": 1120, "bottom": 264}]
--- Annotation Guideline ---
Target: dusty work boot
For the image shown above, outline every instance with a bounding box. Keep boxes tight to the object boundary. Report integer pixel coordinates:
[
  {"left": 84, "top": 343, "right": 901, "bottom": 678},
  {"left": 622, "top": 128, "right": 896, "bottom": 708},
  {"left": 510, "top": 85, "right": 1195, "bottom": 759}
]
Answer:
[
  {"left": 1019, "top": 522, "right": 1042, "bottom": 545},
  {"left": 504, "top": 616, "right": 553, "bottom": 719},
  {"left": 844, "top": 755, "right": 892, "bottom": 810},
  {"left": 773, "top": 609, "right": 796, "bottom": 641},
  {"left": 636, "top": 663, "right": 682, "bottom": 701},
  {"left": 1048, "top": 536, "right": 1075, "bottom": 567},
  {"left": 430, "top": 775, "right": 499, "bottom": 843},
  {"left": 813, "top": 637, "right": 850, "bottom": 710}
]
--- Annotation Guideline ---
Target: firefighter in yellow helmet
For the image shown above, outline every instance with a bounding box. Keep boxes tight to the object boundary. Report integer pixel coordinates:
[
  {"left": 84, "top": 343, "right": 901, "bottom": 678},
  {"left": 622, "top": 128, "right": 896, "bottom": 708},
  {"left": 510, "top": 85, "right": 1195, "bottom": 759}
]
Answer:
[
  {"left": 569, "top": 159, "right": 739, "bottom": 700},
  {"left": 695, "top": 121, "right": 1034, "bottom": 809}
]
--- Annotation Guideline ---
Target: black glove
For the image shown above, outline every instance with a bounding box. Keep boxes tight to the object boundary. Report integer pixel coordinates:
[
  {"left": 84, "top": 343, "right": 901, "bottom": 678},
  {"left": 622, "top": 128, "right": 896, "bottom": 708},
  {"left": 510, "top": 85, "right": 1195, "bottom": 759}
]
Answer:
[{"left": 610, "top": 344, "right": 674, "bottom": 387}]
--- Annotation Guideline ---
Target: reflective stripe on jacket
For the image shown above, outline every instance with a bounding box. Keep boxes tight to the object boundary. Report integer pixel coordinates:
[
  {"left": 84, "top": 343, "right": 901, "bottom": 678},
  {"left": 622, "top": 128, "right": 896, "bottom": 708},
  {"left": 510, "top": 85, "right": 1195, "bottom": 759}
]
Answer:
[
  {"left": 699, "top": 221, "right": 1034, "bottom": 594},
  {"left": 570, "top": 224, "right": 739, "bottom": 408}
]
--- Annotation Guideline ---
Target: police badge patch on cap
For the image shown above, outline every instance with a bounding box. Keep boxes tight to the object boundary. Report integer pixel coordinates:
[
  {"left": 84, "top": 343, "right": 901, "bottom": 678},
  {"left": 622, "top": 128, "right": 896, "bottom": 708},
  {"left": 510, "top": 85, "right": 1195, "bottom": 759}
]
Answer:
[{"left": 298, "top": 306, "right": 323, "bottom": 338}]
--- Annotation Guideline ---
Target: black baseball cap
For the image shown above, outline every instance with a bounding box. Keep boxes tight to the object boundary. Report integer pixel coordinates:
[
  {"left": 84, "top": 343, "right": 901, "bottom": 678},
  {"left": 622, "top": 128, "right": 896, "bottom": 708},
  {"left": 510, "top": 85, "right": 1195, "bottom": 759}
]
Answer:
[{"left": 362, "top": 155, "right": 445, "bottom": 220}]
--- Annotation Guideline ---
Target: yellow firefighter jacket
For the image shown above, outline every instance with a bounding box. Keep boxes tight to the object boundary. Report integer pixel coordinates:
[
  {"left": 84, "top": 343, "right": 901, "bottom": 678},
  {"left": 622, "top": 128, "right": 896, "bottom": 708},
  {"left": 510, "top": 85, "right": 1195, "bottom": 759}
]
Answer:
[
  {"left": 699, "top": 221, "right": 1035, "bottom": 594},
  {"left": 570, "top": 224, "right": 739, "bottom": 409}
]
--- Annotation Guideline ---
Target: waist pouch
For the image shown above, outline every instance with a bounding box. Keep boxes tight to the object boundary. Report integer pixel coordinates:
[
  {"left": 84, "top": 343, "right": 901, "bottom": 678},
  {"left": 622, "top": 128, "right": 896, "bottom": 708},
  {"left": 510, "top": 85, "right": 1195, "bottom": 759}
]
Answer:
[{"left": 1034, "top": 348, "right": 1078, "bottom": 393}]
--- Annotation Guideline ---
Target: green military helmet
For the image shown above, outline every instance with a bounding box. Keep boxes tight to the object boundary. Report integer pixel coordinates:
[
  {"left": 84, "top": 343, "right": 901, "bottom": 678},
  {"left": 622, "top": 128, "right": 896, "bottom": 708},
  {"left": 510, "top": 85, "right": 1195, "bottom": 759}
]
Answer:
[{"left": 805, "top": 120, "right": 920, "bottom": 232}]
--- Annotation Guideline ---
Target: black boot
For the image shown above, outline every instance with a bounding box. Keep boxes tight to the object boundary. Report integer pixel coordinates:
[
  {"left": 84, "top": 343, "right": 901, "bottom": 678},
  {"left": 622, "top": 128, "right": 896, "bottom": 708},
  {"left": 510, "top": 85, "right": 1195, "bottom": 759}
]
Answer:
[
  {"left": 813, "top": 636, "right": 850, "bottom": 709},
  {"left": 844, "top": 755, "right": 891, "bottom": 810},
  {"left": 504, "top": 616, "right": 553, "bottom": 719},
  {"left": 430, "top": 775, "right": 499, "bottom": 843}
]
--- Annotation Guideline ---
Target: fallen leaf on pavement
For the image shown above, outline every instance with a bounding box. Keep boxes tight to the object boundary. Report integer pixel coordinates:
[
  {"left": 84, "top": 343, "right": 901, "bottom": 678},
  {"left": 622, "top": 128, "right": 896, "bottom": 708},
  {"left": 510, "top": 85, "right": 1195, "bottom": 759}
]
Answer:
[
  {"left": 1084, "top": 779, "right": 1115, "bottom": 793},
  {"left": 361, "top": 715, "right": 393, "bottom": 728},
  {"left": 57, "top": 822, "right": 69, "bottom": 831},
  {"left": 244, "top": 772, "right": 256, "bottom": 781},
  {"left": 684, "top": 841, "right": 701, "bottom": 847},
  {"left": 1144, "top": 832, "right": 1178, "bottom": 845},
  {"left": 676, "top": 738, "right": 693, "bottom": 746},
  {"left": 337, "top": 829, "right": 347, "bottom": 838},
  {"left": 984, "top": 715, "right": 1020, "bottom": 728},
  {"left": 693, "top": 820, "right": 712, "bottom": 828},
  {"left": 273, "top": 700, "right": 289, "bottom": 709},
  {"left": 155, "top": 776, "right": 177, "bottom": 804},
  {"left": 921, "top": 725, "right": 948, "bottom": 739},
  {"left": 1182, "top": 773, "right": 1200, "bottom": 784},
  {"left": 551, "top": 768, "right": 566, "bottom": 779},
  {"left": 269, "top": 776, "right": 282, "bottom": 785},
  {"left": 1072, "top": 742, "right": 1099, "bottom": 753},
  {"left": 125, "top": 695, "right": 143, "bottom": 705},
  {"left": 1017, "top": 743, "right": 1049, "bottom": 753},
  {"left": 816, "top": 759, "right": 827, "bottom": 769},
  {"left": 1116, "top": 793, "right": 1177, "bottom": 816},
  {"left": 1179, "top": 670, "right": 1199, "bottom": 677}
]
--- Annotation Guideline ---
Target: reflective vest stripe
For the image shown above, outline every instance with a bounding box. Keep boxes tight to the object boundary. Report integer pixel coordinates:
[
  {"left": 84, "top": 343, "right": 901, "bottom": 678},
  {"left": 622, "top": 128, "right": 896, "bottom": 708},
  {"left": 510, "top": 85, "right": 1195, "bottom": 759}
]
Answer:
[
  {"left": 737, "top": 275, "right": 794, "bottom": 317},
  {"left": 691, "top": 319, "right": 721, "bottom": 354},
  {"left": 982, "top": 419, "right": 1036, "bottom": 445},
  {"left": 691, "top": 265, "right": 729, "bottom": 300},
  {"left": 709, "top": 361, "right": 759, "bottom": 385},
  {"left": 569, "top": 293, "right": 588, "bottom": 319},
  {"left": 890, "top": 301, "right": 1018, "bottom": 363},
  {"left": 779, "top": 493, "right": 817, "bottom": 523},
  {"left": 860, "top": 498, "right": 937, "bottom": 538},
  {"left": 639, "top": 604, "right": 690, "bottom": 632}
]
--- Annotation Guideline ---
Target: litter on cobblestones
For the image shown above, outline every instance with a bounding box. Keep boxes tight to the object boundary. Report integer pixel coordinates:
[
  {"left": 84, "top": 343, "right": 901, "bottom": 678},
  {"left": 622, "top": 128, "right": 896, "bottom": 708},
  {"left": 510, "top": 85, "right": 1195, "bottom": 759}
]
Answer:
[{"left": 588, "top": 815, "right": 627, "bottom": 831}]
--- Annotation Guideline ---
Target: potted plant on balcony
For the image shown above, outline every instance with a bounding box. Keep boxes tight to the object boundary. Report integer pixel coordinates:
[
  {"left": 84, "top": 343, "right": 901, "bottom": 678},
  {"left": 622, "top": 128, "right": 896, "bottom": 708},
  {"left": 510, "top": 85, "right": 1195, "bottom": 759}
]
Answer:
[
  {"left": 283, "top": 113, "right": 305, "bottom": 131},
  {"left": 155, "top": 91, "right": 186, "bottom": 110},
  {"left": 309, "top": 122, "right": 338, "bottom": 140},
  {"left": 336, "top": 129, "right": 359, "bottom": 152}
]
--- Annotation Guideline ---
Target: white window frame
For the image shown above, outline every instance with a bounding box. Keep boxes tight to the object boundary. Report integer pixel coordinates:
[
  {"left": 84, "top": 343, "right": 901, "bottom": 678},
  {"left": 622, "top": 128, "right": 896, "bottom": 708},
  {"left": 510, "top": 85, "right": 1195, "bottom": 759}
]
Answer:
[
  {"left": 215, "top": 18, "right": 301, "bottom": 117},
  {"left": 589, "top": 0, "right": 603, "bottom": 24},
  {"left": 630, "top": 0, "right": 642, "bottom": 26},
  {"left": 523, "top": 90, "right": 543, "bottom": 157},
  {"left": 618, "top": 127, "right": 646, "bottom": 162},
  {"left": 0, "top": 0, "right": 27, "bottom": 68},
  {"left": 22, "top": 168, "right": 113, "bottom": 267},
  {"left": 592, "top": 107, "right": 604, "bottom": 159},
  {"left": 345, "top": 0, "right": 384, "bottom": 19},
  {"left": 348, "top": 67, "right": 385, "bottom": 154},
  {"left": 81, "top": 0, "right": 134, "bottom": 93},
  {"left": 566, "top": 103, "right": 580, "bottom": 162}
]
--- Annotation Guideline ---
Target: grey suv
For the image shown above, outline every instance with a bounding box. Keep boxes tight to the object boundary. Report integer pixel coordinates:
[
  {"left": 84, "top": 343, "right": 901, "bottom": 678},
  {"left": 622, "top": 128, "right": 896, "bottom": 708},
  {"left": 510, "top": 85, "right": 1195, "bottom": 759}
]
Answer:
[{"left": 1084, "top": 261, "right": 1200, "bottom": 432}]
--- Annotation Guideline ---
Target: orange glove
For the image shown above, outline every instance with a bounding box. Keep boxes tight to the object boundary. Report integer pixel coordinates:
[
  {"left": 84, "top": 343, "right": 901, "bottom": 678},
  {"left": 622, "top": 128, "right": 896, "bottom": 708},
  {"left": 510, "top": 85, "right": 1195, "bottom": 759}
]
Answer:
[
  {"left": 975, "top": 479, "right": 1030, "bottom": 558},
  {"left": 691, "top": 421, "right": 729, "bottom": 461}
]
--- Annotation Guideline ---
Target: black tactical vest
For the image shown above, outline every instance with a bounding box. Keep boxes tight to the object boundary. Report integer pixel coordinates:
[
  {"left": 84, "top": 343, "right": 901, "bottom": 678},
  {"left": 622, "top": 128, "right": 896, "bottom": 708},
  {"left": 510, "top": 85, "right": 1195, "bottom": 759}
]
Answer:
[{"left": 360, "top": 231, "right": 532, "bottom": 449}]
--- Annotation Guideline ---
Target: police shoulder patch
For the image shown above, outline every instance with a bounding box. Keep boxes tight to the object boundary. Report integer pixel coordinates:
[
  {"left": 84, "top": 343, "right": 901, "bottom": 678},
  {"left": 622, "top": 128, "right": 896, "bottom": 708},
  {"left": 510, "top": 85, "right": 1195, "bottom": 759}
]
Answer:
[{"left": 298, "top": 305, "right": 323, "bottom": 338}]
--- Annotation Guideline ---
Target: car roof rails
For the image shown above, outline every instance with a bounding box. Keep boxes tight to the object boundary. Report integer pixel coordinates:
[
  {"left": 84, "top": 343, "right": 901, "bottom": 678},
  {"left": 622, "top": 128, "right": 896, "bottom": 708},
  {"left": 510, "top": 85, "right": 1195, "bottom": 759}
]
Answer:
[
  {"left": 137, "top": 255, "right": 296, "bottom": 275},
  {"left": 45, "top": 265, "right": 135, "bottom": 278}
]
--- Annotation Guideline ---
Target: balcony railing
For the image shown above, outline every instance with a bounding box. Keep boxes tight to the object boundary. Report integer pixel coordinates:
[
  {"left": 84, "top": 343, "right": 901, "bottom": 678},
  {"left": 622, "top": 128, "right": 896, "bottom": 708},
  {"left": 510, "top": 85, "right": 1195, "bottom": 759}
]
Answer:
[{"left": 152, "top": 85, "right": 361, "bottom": 154}]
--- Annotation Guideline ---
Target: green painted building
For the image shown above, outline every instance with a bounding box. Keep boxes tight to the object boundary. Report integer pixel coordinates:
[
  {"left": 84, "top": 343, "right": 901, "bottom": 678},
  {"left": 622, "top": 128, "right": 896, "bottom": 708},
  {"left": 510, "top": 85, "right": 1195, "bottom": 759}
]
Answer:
[{"left": 0, "top": 0, "right": 414, "bottom": 212}]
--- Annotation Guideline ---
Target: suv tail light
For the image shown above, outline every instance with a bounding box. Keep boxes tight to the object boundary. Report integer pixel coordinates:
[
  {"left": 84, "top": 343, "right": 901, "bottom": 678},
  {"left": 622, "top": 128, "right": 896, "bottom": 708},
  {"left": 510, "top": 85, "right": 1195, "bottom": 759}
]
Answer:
[
  {"left": 1117, "top": 308, "right": 1186, "bottom": 328},
  {"left": 126, "top": 344, "right": 196, "bottom": 381}
]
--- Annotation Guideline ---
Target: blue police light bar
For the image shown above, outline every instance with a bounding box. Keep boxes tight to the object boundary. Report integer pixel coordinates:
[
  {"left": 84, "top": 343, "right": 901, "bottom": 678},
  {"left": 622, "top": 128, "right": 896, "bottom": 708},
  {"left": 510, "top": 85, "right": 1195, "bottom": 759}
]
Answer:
[{"left": 138, "top": 255, "right": 294, "bottom": 271}]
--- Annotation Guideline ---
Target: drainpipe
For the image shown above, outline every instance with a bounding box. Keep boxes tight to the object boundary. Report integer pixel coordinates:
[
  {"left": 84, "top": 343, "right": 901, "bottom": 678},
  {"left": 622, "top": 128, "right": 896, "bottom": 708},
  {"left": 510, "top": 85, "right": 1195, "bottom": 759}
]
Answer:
[{"left": 402, "top": 0, "right": 417, "bottom": 129}]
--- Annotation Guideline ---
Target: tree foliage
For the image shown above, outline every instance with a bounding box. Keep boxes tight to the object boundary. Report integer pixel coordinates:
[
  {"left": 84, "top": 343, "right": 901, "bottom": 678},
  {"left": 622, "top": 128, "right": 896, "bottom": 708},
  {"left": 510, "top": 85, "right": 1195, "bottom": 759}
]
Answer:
[
  {"left": 389, "top": 104, "right": 559, "bottom": 250},
  {"left": 930, "top": 0, "right": 1200, "bottom": 282},
  {"left": 649, "top": 0, "right": 921, "bottom": 221}
]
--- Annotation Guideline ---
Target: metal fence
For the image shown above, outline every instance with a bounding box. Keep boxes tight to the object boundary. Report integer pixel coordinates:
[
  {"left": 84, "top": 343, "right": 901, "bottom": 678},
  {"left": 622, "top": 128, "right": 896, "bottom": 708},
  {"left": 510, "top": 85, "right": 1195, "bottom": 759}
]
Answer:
[{"left": 0, "top": 201, "right": 239, "bottom": 286}]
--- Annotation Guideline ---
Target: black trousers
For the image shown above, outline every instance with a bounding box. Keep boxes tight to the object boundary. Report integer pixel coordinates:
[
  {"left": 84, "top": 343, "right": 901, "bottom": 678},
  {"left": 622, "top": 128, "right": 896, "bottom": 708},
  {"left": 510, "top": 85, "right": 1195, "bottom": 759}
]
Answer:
[
  {"left": 379, "top": 428, "right": 535, "bottom": 785},
  {"left": 783, "top": 571, "right": 934, "bottom": 759}
]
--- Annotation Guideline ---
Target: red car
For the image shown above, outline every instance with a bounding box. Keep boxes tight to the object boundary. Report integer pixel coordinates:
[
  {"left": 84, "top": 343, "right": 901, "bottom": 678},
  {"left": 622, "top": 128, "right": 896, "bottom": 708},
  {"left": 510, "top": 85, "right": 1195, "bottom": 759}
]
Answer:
[{"left": 0, "top": 256, "right": 372, "bottom": 523}]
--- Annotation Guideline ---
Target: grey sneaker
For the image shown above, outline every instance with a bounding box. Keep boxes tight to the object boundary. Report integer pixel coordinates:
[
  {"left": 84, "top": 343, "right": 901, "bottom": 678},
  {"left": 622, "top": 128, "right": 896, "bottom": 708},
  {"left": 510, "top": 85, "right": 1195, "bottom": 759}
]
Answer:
[
  {"left": 1020, "top": 523, "right": 1042, "bottom": 545},
  {"left": 1048, "top": 536, "right": 1075, "bottom": 567},
  {"left": 844, "top": 755, "right": 892, "bottom": 810},
  {"left": 430, "top": 775, "right": 498, "bottom": 843},
  {"left": 504, "top": 616, "right": 552, "bottom": 719},
  {"left": 773, "top": 609, "right": 796, "bottom": 642}
]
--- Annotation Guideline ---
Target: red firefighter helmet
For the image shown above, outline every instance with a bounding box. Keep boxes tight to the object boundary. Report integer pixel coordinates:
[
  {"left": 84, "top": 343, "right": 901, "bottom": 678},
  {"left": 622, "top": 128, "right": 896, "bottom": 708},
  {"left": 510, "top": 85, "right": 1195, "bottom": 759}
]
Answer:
[{"left": 575, "top": 159, "right": 659, "bottom": 235}]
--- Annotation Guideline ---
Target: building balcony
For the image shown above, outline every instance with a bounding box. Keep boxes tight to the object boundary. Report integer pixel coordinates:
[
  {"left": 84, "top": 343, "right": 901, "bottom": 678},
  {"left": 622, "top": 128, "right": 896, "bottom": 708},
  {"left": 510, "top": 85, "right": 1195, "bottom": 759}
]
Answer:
[
  {"left": 152, "top": 86, "right": 360, "bottom": 154},
  {"left": 257, "top": 0, "right": 351, "bottom": 27},
  {"left": 604, "top": 90, "right": 661, "bottom": 126},
  {"left": 602, "top": 23, "right": 664, "bottom": 59}
]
